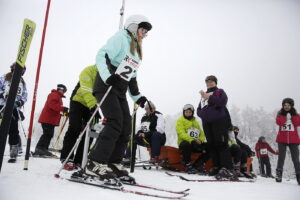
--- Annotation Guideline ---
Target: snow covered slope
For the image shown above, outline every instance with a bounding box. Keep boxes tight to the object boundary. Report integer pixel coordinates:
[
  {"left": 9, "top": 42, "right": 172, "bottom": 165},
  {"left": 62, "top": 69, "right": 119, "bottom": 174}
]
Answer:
[{"left": 0, "top": 152, "right": 299, "bottom": 200}]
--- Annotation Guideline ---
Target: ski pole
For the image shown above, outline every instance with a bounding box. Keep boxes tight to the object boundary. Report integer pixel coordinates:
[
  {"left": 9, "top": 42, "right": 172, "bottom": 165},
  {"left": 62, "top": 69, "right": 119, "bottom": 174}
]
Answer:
[
  {"left": 54, "top": 86, "right": 112, "bottom": 178},
  {"left": 53, "top": 115, "right": 69, "bottom": 151},
  {"left": 17, "top": 110, "right": 27, "bottom": 138}
]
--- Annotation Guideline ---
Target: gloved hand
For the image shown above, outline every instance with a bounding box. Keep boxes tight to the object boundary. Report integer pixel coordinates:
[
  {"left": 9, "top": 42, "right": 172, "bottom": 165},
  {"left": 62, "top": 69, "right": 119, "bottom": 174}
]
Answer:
[
  {"left": 90, "top": 106, "right": 101, "bottom": 121},
  {"left": 106, "top": 74, "right": 122, "bottom": 86},
  {"left": 136, "top": 96, "right": 147, "bottom": 108},
  {"left": 0, "top": 93, "right": 4, "bottom": 99},
  {"left": 63, "top": 107, "right": 69, "bottom": 113},
  {"left": 14, "top": 100, "right": 24, "bottom": 108},
  {"left": 286, "top": 113, "right": 291, "bottom": 120},
  {"left": 18, "top": 110, "right": 25, "bottom": 121}
]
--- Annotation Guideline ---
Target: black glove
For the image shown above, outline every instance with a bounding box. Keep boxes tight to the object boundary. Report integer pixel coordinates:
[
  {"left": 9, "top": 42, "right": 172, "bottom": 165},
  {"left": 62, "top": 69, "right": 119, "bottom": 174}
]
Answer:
[
  {"left": 136, "top": 96, "right": 147, "bottom": 108},
  {"left": 63, "top": 107, "right": 69, "bottom": 113},
  {"left": 106, "top": 74, "right": 122, "bottom": 86},
  {"left": 90, "top": 106, "right": 101, "bottom": 121},
  {"left": 14, "top": 100, "right": 24, "bottom": 108},
  {"left": 18, "top": 110, "right": 25, "bottom": 121},
  {"left": 0, "top": 93, "right": 4, "bottom": 99}
]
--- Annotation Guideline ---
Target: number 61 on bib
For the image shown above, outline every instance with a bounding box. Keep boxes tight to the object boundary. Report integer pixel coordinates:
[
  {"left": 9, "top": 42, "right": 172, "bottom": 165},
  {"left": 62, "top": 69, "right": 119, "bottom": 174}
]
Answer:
[{"left": 116, "top": 55, "right": 140, "bottom": 82}]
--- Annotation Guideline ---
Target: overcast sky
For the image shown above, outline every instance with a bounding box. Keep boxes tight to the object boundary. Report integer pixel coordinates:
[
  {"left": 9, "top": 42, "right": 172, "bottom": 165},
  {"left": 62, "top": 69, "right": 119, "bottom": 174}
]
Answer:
[{"left": 1, "top": 0, "right": 300, "bottom": 128}]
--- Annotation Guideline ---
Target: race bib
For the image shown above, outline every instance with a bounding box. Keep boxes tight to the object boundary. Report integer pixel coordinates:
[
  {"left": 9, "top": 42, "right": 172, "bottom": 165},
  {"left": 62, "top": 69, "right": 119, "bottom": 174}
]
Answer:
[
  {"left": 188, "top": 127, "right": 200, "bottom": 139},
  {"left": 141, "top": 121, "right": 151, "bottom": 133},
  {"left": 115, "top": 55, "right": 140, "bottom": 81},
  {"left": 260, "top": 148, "right": 268, "bottom": 155},
  {"left": 4, "top": 82, "right": 23, "bottom": 97},
  {"left": 281, "top": 121, "right": 295, "bottom": 131}
]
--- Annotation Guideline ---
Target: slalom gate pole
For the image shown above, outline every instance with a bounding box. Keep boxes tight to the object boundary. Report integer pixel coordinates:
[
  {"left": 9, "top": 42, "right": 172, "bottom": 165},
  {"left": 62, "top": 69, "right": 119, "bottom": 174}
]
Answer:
[
  {"left": 54, "top": 86, "right": 112, "bottom": 178},
  {"left": 24, "top": 0, "right": 51, "bottom": 170}
]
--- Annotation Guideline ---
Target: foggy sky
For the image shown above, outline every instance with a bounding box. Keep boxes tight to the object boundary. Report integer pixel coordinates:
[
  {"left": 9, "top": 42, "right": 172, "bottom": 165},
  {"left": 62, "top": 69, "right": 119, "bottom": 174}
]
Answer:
[{"left": 1, "top": 0, "right": 300, "bottom": 128}]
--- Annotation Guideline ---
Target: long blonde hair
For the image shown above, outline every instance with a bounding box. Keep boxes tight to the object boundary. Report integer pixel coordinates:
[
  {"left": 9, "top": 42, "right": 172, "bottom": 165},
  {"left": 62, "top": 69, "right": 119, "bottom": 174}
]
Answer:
[{"left": 128, "top": 31, "right": 143, "bottom": 60}]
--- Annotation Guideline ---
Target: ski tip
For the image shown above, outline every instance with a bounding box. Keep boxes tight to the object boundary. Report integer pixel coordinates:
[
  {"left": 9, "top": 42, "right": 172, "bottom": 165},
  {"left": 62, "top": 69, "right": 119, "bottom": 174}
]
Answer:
[
  {"left": 54, "top": 174, "right": 60, "bottom": 178},
  {"left": 184, "top": 188, "right": 190, "bottom": 192},
  {"left": 23, "top": 168, "right": 28, "bottom": 170}
]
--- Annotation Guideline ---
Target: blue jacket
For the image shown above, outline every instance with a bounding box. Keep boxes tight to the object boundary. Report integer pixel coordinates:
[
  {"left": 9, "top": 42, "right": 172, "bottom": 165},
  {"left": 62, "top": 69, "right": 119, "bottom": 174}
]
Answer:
[{"left": 95, "top": 30, "right": 142, "bottom": 102}]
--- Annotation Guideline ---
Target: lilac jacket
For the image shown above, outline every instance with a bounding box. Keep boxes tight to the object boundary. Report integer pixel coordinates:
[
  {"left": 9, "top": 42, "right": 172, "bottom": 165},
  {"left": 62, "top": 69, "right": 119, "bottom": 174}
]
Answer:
[{"left": 197, "top": 87, "right": 228, "bottom": 123}]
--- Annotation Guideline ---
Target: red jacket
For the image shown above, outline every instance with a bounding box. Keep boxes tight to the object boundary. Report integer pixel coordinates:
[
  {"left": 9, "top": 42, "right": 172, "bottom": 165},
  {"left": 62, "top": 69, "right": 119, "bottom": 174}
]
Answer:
[
  {"left": 38, "top": 90, "right": 64, "bottom": 126},
  {"left": 255, "top": 141, "right": 278, "bottom": 158},
  {"left": 276, "top": 114, "right": 300, "bottom": 144}
]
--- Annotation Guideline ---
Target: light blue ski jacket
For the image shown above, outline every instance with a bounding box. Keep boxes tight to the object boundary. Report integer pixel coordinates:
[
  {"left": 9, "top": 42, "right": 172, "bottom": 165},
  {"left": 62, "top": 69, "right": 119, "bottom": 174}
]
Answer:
[{"left": 96, "top": 30, "right": 142, "bottom": 102}]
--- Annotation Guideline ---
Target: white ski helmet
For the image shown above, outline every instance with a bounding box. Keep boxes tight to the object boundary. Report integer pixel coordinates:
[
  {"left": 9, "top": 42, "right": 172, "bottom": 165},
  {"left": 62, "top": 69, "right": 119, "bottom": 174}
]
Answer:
[{"left": 124, "top": 15, "right": 152, "bottom": 38}]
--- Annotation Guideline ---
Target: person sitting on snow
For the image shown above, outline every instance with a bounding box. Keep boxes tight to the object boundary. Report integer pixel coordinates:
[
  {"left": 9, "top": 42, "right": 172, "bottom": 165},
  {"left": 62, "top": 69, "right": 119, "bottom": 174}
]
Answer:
[
  {"left": 134, "top": 101, "right": 166, "bottom": 164},
  {"left": 176, "top": 104, "right": 209, "bottom": 174}
]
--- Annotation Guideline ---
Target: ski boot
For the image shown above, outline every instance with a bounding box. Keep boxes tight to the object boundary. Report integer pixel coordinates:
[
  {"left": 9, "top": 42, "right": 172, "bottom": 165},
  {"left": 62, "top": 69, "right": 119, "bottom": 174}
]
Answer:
[
  {"left": 240, "top": 167, "right": 254, "bottom": 179},
  {"left": 184, "top": 162, "right": 197, "bottom": 174},
  {"left": 8, "top": 145, "right": 18, "bottom": 163},
  {"left": 84, "top": 160, "right": 120, "bottom": 186},
  {"left": 32, "top": 148, "right": 54, "bottom": 158},
  {"left": 194, "top": 161, "right": 208, "bottom": 175},
  {"left": 109, "top": 163, "right": 136, "bottom": 184},
  {"left": 296, "top": 171, "right": 300, "bottom": 185},
  {"left": 215, "top": 167, "right": 238, "bottom": 181},
  {"left": 275, "top": 168, "right": 283, "bottom": 183},
  {"left": 208, "top": 167, "right": 219, "bottom": 176},
  {"left": 233, "top": 163, "right": 244, "bottom": 178}
]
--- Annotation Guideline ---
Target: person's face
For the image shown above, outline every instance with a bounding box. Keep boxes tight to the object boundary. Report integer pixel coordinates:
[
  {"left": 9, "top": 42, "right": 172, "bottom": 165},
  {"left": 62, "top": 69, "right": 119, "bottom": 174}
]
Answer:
[
  {"left": 137, "top": 28, "right": 148, "bottom": 39},
  {"left": 58, "top": 89, "right": 66, "bottom": 95},
  {"left": 205, "top": 80, "right": 217, "bottom": 89},
  {"left": 234, "top": 128, "right": 239, "bottom": 133},
  {"left": 184, "top": 110, "right": 193, "bottom": 117},
  {"left": 283, "top": 103, "right": 291, "bottom": 112}
]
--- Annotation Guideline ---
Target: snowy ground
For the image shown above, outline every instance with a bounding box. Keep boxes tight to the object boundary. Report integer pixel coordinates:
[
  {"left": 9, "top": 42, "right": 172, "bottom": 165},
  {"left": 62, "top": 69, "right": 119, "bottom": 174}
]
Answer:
[{"left": 0, "top": 148, "right": 299, "bottom": 200}]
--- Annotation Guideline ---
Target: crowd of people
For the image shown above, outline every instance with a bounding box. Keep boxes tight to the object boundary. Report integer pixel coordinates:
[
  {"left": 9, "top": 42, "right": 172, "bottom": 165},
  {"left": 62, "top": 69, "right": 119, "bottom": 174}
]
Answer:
[{"left": 0, "top": 14, "right": 299, "bottom": 185}]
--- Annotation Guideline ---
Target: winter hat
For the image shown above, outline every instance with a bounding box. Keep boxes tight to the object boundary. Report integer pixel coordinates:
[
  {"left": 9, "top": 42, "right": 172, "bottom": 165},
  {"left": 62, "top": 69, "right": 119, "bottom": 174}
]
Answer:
[
  {"left": 124, "top": 15, "right": 152, "bottom": 38},
  {"left": 10, "top": 62, "right": 26, "bottom": 75},
  {"left": 282, "top": 98, "right": 294, "bottom": 107},
  {"left": 183, "top": 104, "right": 194, "bottom": 120},
  {"left": 205, "top": 75, "right": 218, "bottom": 85},
  {"left": 258, "top": 136, "right": 265, "bottom": 142},
  {"left": 57, "top": 84, "right": 67, "bottom": 92}
]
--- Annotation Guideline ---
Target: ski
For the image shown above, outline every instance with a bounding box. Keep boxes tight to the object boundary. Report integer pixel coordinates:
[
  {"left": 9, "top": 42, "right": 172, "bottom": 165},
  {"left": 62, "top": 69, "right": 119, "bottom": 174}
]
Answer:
[
  {"left": 7, "top": 158, "right": 16, "bottom": 163},
  {"left": 165, "top": 172, "right": 255, "bottom": 182},
  {"left": 123, "top": 182, "right": 190, "bottom": 194},
  {"left": 68, "top": 177, "right": 188, "bottom": 199}
]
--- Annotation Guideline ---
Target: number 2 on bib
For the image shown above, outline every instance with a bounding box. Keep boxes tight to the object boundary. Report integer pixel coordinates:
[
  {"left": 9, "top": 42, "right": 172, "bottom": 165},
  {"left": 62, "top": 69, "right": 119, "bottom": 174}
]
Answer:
[{"left": 116, "top": 55, "right": 140, "bottom": 82}]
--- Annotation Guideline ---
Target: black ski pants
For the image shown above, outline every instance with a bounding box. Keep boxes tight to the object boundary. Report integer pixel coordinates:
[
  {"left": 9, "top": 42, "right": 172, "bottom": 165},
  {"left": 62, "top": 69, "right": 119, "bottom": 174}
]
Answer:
[
  {"left": 36, "top": 123, "right": 55, "bottom": 150},
  {"left": 6, "top": 108, "right": 20, "bottom": 146},
  {"left": 229, "top": 144, "right": 241, "bottom": 165},
  {"left": 259, "top": 156, "right": 272, "bottom": 176},
  {"left": 179, "top": 140, "right": 210, "bottom": 165},
  {"left": 277, "top": 143, "right": 300, "bottom": 173},
  {"left": 203, "top": 118, "right": 233, "bottom": 169},
  {"left": 135, "top": 131, "right": 166, "bottom": 158},
  {"left": 88, "top": 92, "right": 131, "bottom": 164},
  {"left": 60, "top": 101, "right": 91, "bottom": 165}
]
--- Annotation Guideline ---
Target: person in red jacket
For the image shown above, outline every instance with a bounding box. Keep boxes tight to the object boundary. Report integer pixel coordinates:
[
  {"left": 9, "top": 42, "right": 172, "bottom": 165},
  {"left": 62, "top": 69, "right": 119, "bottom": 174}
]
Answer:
[
  {"left": 33, "top": 84, "right": 68, "bottom": 157},
  {"left": 255, "top": 136, "right": 278, "bottom": 178},
  {"left": 275, "top": 98, "right": 300, "bottom": 185}
]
